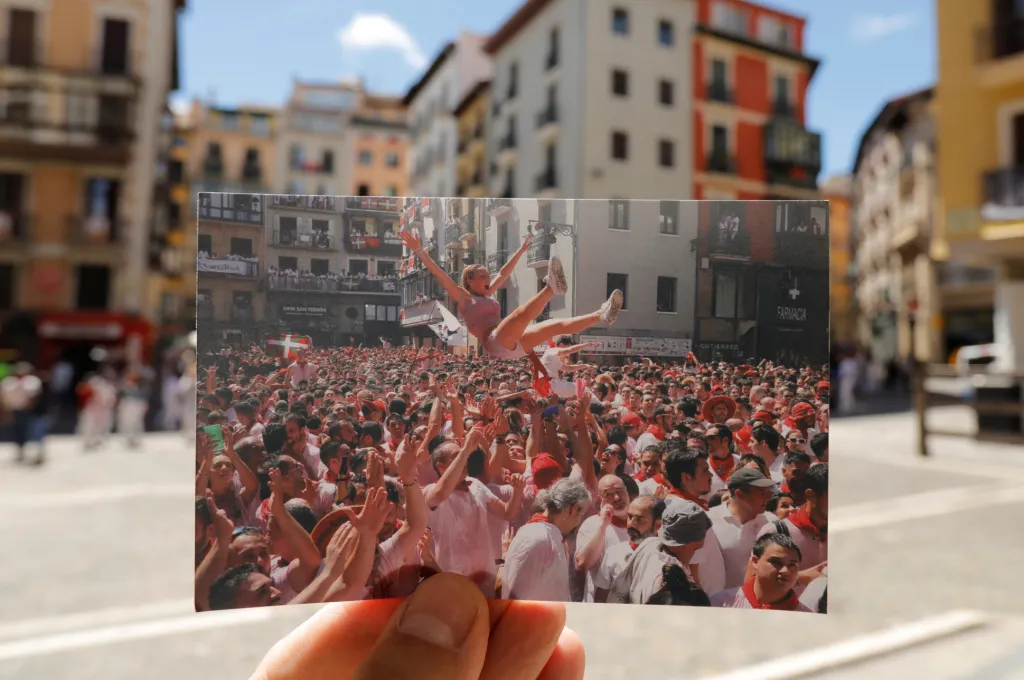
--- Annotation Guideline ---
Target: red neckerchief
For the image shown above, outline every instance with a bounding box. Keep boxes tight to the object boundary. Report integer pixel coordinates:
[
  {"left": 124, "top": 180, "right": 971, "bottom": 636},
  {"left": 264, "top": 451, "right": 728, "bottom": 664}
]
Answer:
[
  {"left": 741, "top": 577, "right": 801, "bottom": 610},
  {"left": 258, "top": 498, "right": 272, "bottom": 522},
  {"left": 610, "top": 515, "right": 627, "bottom": 529},
  {"left": 668, "top": 489, "right": 708, "bottom": 510},
  {"left": 527, "top": 513, "right": 554, "bottom": 525},
  {"left": 708, "top": 454, "right": 736, "bottom": 481},
  {"left": 644, "top": 424, "right": 666, "bottom": 441},
  {"left": 628, "top": 541, "right": 639, "bottom": 550},
  {"left": 780, "top": 480, "right": 790, "bottom": 494},
  {"left": 782, "top": 417, "right": 797, "bottom": 431},
  {"left": 635, "top": 471, "right": 667, "bottom": 487},
  {"left": 786, "top": 505, "right": 827, "bottom": 540}
]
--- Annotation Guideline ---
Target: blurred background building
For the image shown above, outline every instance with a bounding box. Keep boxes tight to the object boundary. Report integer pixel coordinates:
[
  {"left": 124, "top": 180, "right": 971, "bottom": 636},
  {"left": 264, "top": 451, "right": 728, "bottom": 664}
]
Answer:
[{"left": 823, "top": 175, "right": 854, "bottom": 347}]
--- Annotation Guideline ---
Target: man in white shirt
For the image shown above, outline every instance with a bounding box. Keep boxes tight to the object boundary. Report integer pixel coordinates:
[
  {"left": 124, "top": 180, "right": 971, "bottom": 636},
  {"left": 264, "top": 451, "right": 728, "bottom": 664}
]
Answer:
[
  {"left": 286, "top": 349, "right": 316, "bottom": 390},
  {"left": 283, "top": 413, "right": 322, "bottom": 479},
  {"left": 594, "top": 494, "right": 665, "bottom": 602},
  {"left": 756, "top": 462, "right": 827, "bottom": 595},
  {"left": 710, "top": 533, "right": 811, "bottom": 612},
  {"left": 0, "top": 362, "right": 43, "bottom": 464},
  {"left": 540, "top": 337, "right": 598, "bottom": 390},
  {"left": 750, "top": 423, "right": 785, "bottom": 485},
  {"left": 502, "top": 478, "right": 591, "bottom": 602},
  {"left": 574, "top": 475, "right": 630, "bottom": 602}
]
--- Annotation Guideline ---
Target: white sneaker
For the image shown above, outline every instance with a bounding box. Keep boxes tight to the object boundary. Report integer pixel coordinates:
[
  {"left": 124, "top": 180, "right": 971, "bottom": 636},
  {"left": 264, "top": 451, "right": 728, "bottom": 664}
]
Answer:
[
  {"left": 600, "top": 289, "right": 623, "bottom": 325},
  {"left": 545, "top": 256, "right": 568, "bottom": 296}
]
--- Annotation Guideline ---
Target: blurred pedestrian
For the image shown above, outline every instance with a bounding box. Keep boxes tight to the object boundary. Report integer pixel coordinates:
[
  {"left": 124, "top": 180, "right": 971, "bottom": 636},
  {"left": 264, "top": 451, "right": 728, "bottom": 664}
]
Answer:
[
  {"left": 117, "top": 368, "right": 149, "bottom": 448},
  {"left": 0, "top": 361, "right": 45, "bottom": 465},
  {"left": 78, "top": 368, "right": 117, "bottom": 451},
  {"left": 179, "top": 357, "right": 197, "bottom": 441}
]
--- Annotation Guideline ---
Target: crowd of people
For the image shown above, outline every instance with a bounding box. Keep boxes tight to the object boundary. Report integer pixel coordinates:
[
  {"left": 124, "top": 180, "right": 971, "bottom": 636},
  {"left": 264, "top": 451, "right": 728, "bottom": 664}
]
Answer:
[{"left": 194, "top": 341, "right": 829, "bottom": 613}]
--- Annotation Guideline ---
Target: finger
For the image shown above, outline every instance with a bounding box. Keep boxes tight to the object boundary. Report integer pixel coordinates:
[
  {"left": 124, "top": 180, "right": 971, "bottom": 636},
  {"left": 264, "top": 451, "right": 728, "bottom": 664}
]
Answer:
[
  {"left": 353, "top": 574, "right": 490, "bottom": 680},
  {"left": 535, "top": 627, "right": 586, "bottom": 680},
  {"left": 478, "top": 600, "right": 566, "bottom": 680}
]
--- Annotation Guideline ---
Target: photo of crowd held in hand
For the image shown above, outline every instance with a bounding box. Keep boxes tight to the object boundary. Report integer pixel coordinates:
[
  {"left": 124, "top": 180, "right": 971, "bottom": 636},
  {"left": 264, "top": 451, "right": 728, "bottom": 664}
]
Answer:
[{"left": 195, "top": 194, "right": 829, "bottom": 614}]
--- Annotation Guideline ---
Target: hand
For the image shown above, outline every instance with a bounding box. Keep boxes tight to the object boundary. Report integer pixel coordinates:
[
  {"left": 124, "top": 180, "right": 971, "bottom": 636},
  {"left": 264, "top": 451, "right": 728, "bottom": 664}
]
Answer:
[
  {"left": 396, "top": 435, "right": 416, "bottom": 482},
  {"left": 267, "top": 468, "right": 286, "bottom": 510},
  {"left": 366, "top": 451, "right": 385, "bottom": 489},
  {"left": 599, "top": 504, "right": 614, "bottom": 527},
  {"left": 221, "top": 425, "right": 236, "bottom": 451},
  {"left": 555, "top": 405, "right": 572, "bottom": 431},
  {"left": 480, "top": 396, "right": 498, "bottom": 422},
  {"left": 509, "top": 473, "right": 525, "bottom": 497},
  {"left": 344, "top": 486, "right": 389, "bottom": 539},
  {"left": 653, "top": 484, "right": 669, "bottom": 500},
  {"left": 517, "top": 231, "right": 533, "bottom": 254},
  {"left": 494, "top": 409, "right": 510, "bottom": 437},
  {"left": 299, "top": 477, "right": 319, "bottom": 506},
  {"left": 465, "top": 424, "right": 489, "bottom": 450},
  {"left": 800, "top": 561, "right": 828, "bottom": 584},
  {"left": 501, "top": 525, "right": 515, "bottom": 555},
  {"left": 323, "top": 523, "right": 360, "bottom": 576},
  {"left": 205, "top": 490, "right": 234, "bottom": 542},
  {"left": 399, "top": 228, "right": 422, "bottom": 253},
  {"left": 418, "top": 528, "right": 442, "bottom": 574},
  {"left": 249, "top": 573, "right": 584, "bottom": 680}
]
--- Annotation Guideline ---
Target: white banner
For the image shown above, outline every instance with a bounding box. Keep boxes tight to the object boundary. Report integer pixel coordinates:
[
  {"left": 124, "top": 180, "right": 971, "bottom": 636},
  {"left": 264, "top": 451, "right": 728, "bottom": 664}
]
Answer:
[
  {"left": 198, "top": 258, "right": 257, "bottom": 276},
  {"left": 579, "top": 335, "right": 692, "bottom": 357},
  {"left": 428, "top": 303, "right": 466, "bottom": 345}
]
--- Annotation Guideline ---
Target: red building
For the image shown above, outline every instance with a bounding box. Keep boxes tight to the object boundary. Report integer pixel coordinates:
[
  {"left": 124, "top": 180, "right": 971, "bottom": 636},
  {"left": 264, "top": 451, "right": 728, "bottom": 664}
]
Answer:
[{"left": 691, "top": 0, "right": 827, "bottom": 364}]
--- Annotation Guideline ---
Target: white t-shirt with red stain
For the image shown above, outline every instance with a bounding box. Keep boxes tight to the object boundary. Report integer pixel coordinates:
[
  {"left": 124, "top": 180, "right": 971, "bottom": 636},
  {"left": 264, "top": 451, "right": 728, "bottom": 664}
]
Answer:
[
  {"left": 502, "top": 521, "right": 572, "bottom": 602},
  {"left": 710, "top": 585, "right": 812, "bottom": 612},
  {"left": 424, "top": 477, "right": 503, "bottom": 586}
]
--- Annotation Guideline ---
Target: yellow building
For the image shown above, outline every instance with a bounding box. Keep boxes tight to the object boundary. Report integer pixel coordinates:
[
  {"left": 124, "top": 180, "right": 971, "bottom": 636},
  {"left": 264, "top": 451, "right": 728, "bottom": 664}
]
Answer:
[
  {"left": 453, "top": 81, "right": 490, "bottom": 198},
  {"left": 0, "top": 0, "right": 185, "bottom": 323},
  {"left": 822, "top": 175, "right": 854, "bottom": 346},
  {"left": 935, "top": 0, "right": 1024, "bottom": 367},
  {"left": 349, "top": 93, "right": 410, "bottom": 197}
]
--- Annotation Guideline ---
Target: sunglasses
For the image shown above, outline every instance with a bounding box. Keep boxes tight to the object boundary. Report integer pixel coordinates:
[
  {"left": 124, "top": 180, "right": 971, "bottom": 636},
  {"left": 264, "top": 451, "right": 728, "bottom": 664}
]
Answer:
[
  {"left": 232, "top": 526, "right": 263, "bottom": 538},
  {"left": 789, "top": 438, "right": 806, "bottom": 445}
]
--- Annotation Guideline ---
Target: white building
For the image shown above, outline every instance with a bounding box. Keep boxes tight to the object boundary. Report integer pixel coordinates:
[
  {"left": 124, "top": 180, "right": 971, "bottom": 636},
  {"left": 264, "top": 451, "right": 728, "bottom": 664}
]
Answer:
[
  {"left": 275, "top": 79, "right": 362, "bottom": 196},
  {"left": 482, "top": 0, "right": 695, "bottom": 200},
  {"left": 404, "top": 32, "right": 492, "bottom": 197}
]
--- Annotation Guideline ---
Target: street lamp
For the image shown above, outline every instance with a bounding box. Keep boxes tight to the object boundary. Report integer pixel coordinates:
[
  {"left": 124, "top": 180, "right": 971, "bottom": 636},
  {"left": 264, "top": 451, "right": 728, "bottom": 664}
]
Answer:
[{"left": 527, "top": 218, "right": 577, "bottom": 318}]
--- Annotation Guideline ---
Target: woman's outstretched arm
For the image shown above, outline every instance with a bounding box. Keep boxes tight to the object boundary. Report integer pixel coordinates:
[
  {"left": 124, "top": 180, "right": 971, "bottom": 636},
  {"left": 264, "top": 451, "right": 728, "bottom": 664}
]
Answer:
[
  {"left": 489, "top": 232, "right": 532, "bottom": 291},
  {"left": 401, "top": 229, "right": 469, "bottom": 306}
]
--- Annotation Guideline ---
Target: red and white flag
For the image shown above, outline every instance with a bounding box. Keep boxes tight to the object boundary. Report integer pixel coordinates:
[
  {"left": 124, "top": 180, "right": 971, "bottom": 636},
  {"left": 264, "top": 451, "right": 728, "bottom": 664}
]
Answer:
[{"left": 266, "top": 333, "right": 312, "bottom": 360}]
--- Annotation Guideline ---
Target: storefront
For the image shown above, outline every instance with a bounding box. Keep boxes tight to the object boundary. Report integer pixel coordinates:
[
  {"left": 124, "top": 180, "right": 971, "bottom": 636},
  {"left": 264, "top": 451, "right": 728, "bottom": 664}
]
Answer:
[
  {"left": 578, "top": 334, "right": 693, "bottom": 366},
  {"left": 755, "top": 267, "right": 830, "bottom": 366}
]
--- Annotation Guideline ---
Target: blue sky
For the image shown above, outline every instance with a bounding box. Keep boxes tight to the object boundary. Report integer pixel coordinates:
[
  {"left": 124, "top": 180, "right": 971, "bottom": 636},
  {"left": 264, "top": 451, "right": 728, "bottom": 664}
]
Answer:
[{"left": 175, "top": 0, "right": 935, "bottom": 178}]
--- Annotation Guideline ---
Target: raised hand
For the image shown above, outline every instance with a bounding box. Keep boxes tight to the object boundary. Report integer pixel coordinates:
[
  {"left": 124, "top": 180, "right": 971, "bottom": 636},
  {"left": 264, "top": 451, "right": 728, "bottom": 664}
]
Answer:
[
  {"left": 517, "top": 231, "right": 533, "bottom": 254},
  {"left": 205, "top": 489, "right": 234, "bottom": 541},
  {"left": 480, "top": 396, "right": 498, "bottom": 421},
  {"left": 653, "top": 484, "right": 669, "bottom": 500},
  {"left": 299, "top": 476, "right": 319, "bottom": 505},
  {"left": 509, "top": 473, "right": 525, "bottom": 496},
  {"left": 345, "top": 486, "right": 389, "bottom": 539},
  {"left": 396, "top": 435, "right": 416, "bottom": 481},
  {"left": 366, "top": 451, "right": 385, "bottom": 489},
  {"left": 418, "top": 528, "right": 441, "bottom": 574},
  {"left": 323, "top": 522, "right": 360, "bottom": 575},
  {"left": 399, "top": 229, "right": 422, "bottom": 253},
  {"left": 494, "top": 409, "right": 510, "bottom": 437}
]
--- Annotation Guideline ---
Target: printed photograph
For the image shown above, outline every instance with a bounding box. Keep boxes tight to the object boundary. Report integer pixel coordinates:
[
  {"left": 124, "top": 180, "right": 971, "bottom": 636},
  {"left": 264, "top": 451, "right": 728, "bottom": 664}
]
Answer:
[{"left": 194, "top": 193, "right": 829, "bottom": 613}]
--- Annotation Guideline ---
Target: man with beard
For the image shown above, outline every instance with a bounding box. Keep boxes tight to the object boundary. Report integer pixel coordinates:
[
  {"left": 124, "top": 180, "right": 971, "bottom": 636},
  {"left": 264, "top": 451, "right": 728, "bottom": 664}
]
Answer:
[
  {"left": 635, "top": 405, "right": 672, "bottom": 452},
  {"left": 780, "top": 451, "right": 812, "bottom": 504},
  {"left": 283, "top": 413, "right": 321, "bottom": 479},
  {"left": 663, "top": 444, "right": 712, "bottom": 509},
  {"left": 593, "top": 494, "right": 666, "bottom": 602},
  {"left": 711, "top": 533, "right": 810, "bottom": 611},
  {"left": 575, "top": 475, "right": 631, "bottom": 602},
  {"left": 703, "top": 425, "right": 739, "bottom": 499},
  {"left": 502, "top": 478, "right": 592, "bottom": 602},
  {"left": 635, "top": 444, "right": 669, "bottom": 495},
  {"left": 756, "top": 462, "right": 827, "bottom": 593}
]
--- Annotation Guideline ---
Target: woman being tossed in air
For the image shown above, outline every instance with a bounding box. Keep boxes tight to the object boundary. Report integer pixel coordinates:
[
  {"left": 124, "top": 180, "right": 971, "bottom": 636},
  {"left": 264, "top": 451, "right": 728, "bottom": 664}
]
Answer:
[{"left": 399, "top": 229, "right": 623, "bottom": 360}]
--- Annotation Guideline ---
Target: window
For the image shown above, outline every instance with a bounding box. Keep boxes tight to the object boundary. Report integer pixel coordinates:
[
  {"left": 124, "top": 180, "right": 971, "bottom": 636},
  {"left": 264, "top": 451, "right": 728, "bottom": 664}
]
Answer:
[
  {"left": 0, "top": 264, "right": 13, "bottom": 310},
  {"left": 357, "top": 184, "right": 370, "bottom": 196},
  {"left": 364, "top": 304, "right": 376, "bottom": 321},
  {"left": 168, "top": 202, "right": 181, "bottom": 227},
  {"left": 168, "top": 160, "right": 183, "bottom": 183},
  {"left": 278, "top": 256, "right": 298, "bottom": 271},
  {"left": 100, "top": 18, "right": 130, "bottom": 76},
  {"left": 349, "top": 259, "right": 369, "bottom": 275},
  {"left": 220, "top": 112, "right": 239, "bottom": 131},
  {"left": 250, "top": 114, "right": 270, "bottom": 136},
  {"left": 612, "top": 69, "right": 629, "bottom": 96},
  {"left": 607, "top": 273, "right": 628, "bottom": 309},
  {"left": 711, "top": 1, "right": 748, "bottom": 34},
  {"left": 657, "top": 276, "right": 677, "bottom": 312},
  {"left": 385, "top": 152, "right": 400, "bottom": 168},
  {"left": 609, "top": 200, "right": 629, "bottom": 230},
  {"left": 711, "top": 125, "right": 728, "bottom": 155},
  {"left": 711, "top": 59, "right": 727, "bottom": 86},
  {"left": 658, "top": 20, "right": 674, "bottom": 46},
  {"left": 659, "top": 79, "right": 674, "bottom": 105},
  {"left": 85, "top": 178, "right": 119, "bottom": 220},
  {"left": 289, "top": 144, "right": 304, "bottom": 169},
  {"left": 775, "top": 75, "right": 791, "bottom": 108},
  {"left": 540, "top": 202, "right": 553, "bottom": 223},
  {"left": 358, "top": 151, "right": 373, "bottom": 165},
  {"left": 507, "top": 62, "right": 518, "bottom": 99},
  {"left": 547, "top": 27, "right": 560, "bottom": 67},
  {"left": 714, "top": 270, "right": 758, "bottom": 318},
  {"left": 714, "top": 271, "right": 737, "bottom": 318},
  {"left": 322, "top": 150, "right": 334, "bottom": 173},
  {"left": 197, "top": 234, "right": 212, "bottom": 254},
  {"left": 385, "top": 185, "right": 398, "bottom": 196},
  {"left": 7, "top": 10, "right": 37, "bottom": 67},
  {"left": 76, "top": 265, "right": 110, "bottom": 309},
  {"left": 377, "top": 260, "right": 397, "bottom": 276},
  {"left": 758, "top": 15, "right": 790, "bottom": 48},
  {"left": 311, "top": 258, "right": 329, "bottom": 276},
  {"left": 612, "top": 7, "right": 629, "bottom": 35},
  {"left": 611, "top": 131, "right": 628, "bottom": 160},
  {"left": 230, "top": 237, "right": 253, "bottom": 257},
  {"left": 659, "top": 139, "right": 675, "bottom": 167},
  {"left": 659, "top": 201, "right": 678, "bottom": 234}
]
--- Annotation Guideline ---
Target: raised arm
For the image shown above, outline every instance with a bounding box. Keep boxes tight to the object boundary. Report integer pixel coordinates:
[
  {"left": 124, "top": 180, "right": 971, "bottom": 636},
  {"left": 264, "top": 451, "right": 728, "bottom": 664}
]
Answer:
[
  {"left": 424, "top": 426, "right": 486, "bottom": 509},
  {"left": 400, "top": 229, "right": 469, "bottom": 306},
  {"left": 489, "top": 232, "right": 532, "bottom": 291}
]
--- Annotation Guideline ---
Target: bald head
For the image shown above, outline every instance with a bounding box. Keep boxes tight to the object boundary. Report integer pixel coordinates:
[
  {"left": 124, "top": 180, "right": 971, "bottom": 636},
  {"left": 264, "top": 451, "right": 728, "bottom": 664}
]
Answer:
[{"left": 598, "top": 474, "right": 629, "bottom": 515}]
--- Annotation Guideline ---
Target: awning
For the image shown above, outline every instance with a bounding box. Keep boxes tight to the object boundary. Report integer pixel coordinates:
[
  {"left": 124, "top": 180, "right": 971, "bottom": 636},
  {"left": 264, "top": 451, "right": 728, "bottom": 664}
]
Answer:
[
  {"left": 36, "top": 312, "right": 154, "bottom": 342},
  {"left": 401, "top": 300, "right": 444, "bottom": 328}
]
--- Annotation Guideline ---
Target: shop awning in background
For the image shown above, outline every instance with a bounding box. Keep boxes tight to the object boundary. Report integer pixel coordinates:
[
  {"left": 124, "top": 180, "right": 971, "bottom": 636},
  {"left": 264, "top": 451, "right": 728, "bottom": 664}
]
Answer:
[{"left": 401, "top": 300, "right": 444, "bottom": 328}]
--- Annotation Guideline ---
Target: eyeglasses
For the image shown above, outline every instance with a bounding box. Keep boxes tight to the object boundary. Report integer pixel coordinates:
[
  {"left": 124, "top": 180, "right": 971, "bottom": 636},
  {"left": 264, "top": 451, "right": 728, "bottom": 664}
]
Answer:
[
  {"left": 789, "top": 438, "right": 806, "bottom": 445},
  {"left": 232, "top": 526, "right": 262, "bottom": 538}
]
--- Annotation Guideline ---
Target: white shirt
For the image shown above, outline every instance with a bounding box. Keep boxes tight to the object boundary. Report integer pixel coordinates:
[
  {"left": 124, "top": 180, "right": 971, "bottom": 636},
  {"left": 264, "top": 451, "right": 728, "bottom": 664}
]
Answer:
[
  {"left": 425, "top": 478, "right": 503, "bottom": 582},
  {"left": 705, "top": 454, "right": 740, "bottom": 499},
  {"left": 539, "top": 348, "right": 564, "bottom": 380},
  {"left": 799, "top": 575, "right": 827, "bottom": 612},
  {"left": 756, "top": 516, "right": 828, "bottom": 592},
  {"left": 287, "top": 362, "right": 317, "bottom": 388},
  {"left": 607, "top": 536, "right": 686, "bottom": 605},
  {"left": 0, "top": 375, "right": 41, "bottom": 411},
  {"left": 701, "top": 504, "right": 776, "bottom": 590},
  {"left": 710, "top": 585, "right": 812, "bottom": 612},
  {"left": 574, "top": 515, "right": 629, "bottom": 602},
  {"left": 596, "top": 541, "right": 635, "bottom": 599},
  {"left": 634, "top": 431, "right": 661, "bottom": 453},
  {"left": 502, "top": 521, "right": 572, "bottom": 602}
]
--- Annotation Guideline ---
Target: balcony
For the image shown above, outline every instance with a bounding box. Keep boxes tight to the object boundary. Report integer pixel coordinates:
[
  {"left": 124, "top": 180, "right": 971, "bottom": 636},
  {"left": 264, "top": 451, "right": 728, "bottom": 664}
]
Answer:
[
  {"left": 706, "top": 81, "right": 733, "bottom": 104},
  {"left": 536, "top": 105, "right": 560, "bottom": 143},
  {"left": 486, "top": 198, "right": 513, "bottom": 217},
  {"left": 772, "top": 99, "right": 797, "bottom": 118},
  {"left": 401, "top": 199, "right": 424, "bottom": 227},
  {"left": 198, "top": 193, "right": 265, "bottom": 225},
  {"left": 1, "top": 41, "right": 139, "bottom": 79},
  {"left": 487, "top": 250, "right": 508, "bottom": 273},
  {"left": 0, "top": 211, "right": 31, "bottom": 246},
  {"left": 399, "top": 269, "right": 445, "bottom": 306},
  {"left": 499, "top": 131, "right": 517, "bottom": 151},
  {"left": 306, "top": 196, "right": 337, "bottom": 212},
  {"left": 975, "top": 20, "right": 1024, "bottom": 88},
  {"left": 271, "top": 228, "right": 334, "bottom": 250},
  {"left": 545, "top": 51, "right": 559, "bottom": 72},
  {"left": 445, "top": 220, "right": 462, "bottom": 244},
  {"left": 67, "top": 214, "right": 124, "bottom": 245},
  {"left": 197, "top": 254, "right": 259, "bottom": 278},
  {"left": 290, "top": 159, "right": 332, "bottom": 174},
  {"left": 345, "top": 196, "right": 402, "bottom": 213},
  {"left": 344, "top": 224, "right": 404, "bottom": 256},
  {"left": 268, "top": 273, "right": 400, "bottom": 295},
  {"left": 527, "top": 236, "right": 552, "bottom": 267},
  {"left": 535, "top": 168, "right": 558, "bottom": 193},
  {"left": 473, "top": 123, "right": 484, "bottom": 140},
  {"left": 0, "top": 85, "right": 136, "bottom": 164},
  {"left": 982, "top": 167, "right": 1024, "bottom": 222},
  {"left": 231, "top": 306, "right": 255, "bottom": 322},
  {"left": 706, "top": 152, "right": 736, "bottom": 174},
  {"left": 241, "top": 164, "right": 263, "bottom": 184},
  {"left": 457, "top": 138, "right": 468, "bottom": 154},
  {"left": 764, "top": 118, "right": 822, "bottom": 190}
]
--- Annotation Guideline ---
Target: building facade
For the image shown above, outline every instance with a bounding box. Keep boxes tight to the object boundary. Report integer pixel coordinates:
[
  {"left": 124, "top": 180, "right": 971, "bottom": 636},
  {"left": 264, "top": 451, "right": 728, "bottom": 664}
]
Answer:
[
  {"left": 196, "top": 192, "right": 266, "bottom": 348},
  {"left": 453, "top": 81, "right": 491, "bottom": 198},
  {"left": 822, "top": 175, "right": 855, "bottom": 347},
  {"left": 482, "top": 0, "right": 697, "bottom": 200},
  {"left": 276, "top": 80, "right": 360, "bottom": 197},
  {"left": 345, "top": 94, "right": 409, "bottom": 197},
  {"left": 935, "top": 0, "right": 1024, "bottom": 369},
  {"left": 404, "top": 33, "right": 492, "bottom": 197},
  {"left": 692, "top": 0, "right": 821, "bottom": 201}
]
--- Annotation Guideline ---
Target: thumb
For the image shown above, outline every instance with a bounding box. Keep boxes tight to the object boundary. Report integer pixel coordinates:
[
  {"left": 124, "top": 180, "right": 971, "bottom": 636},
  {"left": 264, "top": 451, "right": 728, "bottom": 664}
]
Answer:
[{"left": 354, "top": 573, "right": 489, "bottom": 680}]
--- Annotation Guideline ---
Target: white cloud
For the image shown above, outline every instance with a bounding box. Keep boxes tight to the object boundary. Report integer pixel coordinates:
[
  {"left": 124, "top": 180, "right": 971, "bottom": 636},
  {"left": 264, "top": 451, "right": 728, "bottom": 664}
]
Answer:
[
  {"left": 850, "top": 13, "right": 919, "bottom": 41},
  {"left": 169, "top": 94, "right": 191, "bottom": 117},
  {"left": 337, "top": 13, "right": 427, "bottom": 71}
]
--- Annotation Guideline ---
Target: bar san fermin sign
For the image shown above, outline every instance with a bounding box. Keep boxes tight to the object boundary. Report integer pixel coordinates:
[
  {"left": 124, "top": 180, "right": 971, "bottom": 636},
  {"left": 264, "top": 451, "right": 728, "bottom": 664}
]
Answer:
[{"left": 282, "top": 305, "right": 327, "bottom": 316}]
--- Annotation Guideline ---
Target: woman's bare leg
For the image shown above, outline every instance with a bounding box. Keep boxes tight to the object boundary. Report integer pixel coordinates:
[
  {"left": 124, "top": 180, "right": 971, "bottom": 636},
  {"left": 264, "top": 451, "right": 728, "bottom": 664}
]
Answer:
[
  {"left": 490, "top": 287, "right": 555, "bottom": 350},
  {"left": 520, "top": 311, "right": 602, "bottom": 350}
]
